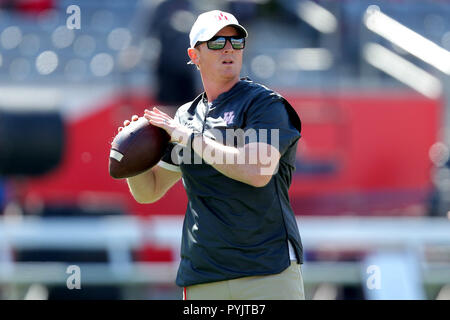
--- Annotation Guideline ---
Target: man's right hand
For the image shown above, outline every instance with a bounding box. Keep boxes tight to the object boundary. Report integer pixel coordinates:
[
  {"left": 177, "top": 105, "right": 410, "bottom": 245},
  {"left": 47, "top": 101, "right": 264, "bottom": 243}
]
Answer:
[{"left": 118, "top": 114, "right": 139, "bottom": 132}]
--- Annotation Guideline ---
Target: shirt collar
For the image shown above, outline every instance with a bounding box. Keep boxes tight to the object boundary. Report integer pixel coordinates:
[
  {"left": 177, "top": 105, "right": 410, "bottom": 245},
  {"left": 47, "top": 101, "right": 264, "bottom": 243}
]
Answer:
[{"left": 210, "top": 77, "right": 251, "bottom": 105}]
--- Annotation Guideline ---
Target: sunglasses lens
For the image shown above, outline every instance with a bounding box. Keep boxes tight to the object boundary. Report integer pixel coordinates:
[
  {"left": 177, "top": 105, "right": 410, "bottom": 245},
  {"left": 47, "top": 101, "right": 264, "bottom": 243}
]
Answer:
[
  {"left": 208, "top": 37, "right": 226, "bottom": 50},
  {"left": 231, "top": 37, "right": 245, "bottom": 49}
]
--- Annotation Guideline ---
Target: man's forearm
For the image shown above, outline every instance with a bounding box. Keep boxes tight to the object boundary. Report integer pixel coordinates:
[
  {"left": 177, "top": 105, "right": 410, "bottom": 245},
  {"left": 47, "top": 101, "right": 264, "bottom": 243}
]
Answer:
[
  {"left": 191, "top": 135, "right": 280, "bottom": 187},
  {"left": 126, "top": 169, "right": 156, "bottom": 204}
]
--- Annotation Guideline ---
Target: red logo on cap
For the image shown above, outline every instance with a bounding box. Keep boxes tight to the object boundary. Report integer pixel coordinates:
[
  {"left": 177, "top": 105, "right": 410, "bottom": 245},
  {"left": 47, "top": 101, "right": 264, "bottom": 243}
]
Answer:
[{"left": 216, "top": 12, "right": 228, "bottom": 21}]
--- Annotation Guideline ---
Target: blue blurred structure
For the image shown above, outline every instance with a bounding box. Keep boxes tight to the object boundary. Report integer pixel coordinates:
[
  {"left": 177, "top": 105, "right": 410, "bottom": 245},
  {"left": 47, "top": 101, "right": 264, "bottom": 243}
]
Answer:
[{"left": 0, "top": 0, "right": 448, "bottom": 89}]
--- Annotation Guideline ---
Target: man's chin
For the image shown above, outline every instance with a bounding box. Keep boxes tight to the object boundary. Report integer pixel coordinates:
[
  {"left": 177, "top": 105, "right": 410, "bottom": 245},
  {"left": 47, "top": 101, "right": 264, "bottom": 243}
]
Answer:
[{"left": 219, "top": 68, "right": 240, "bottom": 80}]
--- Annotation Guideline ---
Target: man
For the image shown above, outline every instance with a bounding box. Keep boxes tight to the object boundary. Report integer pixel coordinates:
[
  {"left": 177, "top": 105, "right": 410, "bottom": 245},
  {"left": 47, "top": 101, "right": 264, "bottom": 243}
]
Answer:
[{"left": 121, "top": 10, "right": 304, "bottom": 299}]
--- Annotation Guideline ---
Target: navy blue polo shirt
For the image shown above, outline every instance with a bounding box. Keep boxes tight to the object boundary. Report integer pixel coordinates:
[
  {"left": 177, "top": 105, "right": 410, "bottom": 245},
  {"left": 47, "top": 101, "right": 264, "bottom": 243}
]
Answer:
[{"left": 158, "top": 78, "right": 303, "bottom": 287}]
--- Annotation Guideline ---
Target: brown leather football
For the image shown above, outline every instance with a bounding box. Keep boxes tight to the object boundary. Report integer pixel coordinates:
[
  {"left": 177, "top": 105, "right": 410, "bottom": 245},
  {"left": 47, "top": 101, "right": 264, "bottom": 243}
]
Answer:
[{"left": 109, "top": 117, "right": 170, "bottom": 179}]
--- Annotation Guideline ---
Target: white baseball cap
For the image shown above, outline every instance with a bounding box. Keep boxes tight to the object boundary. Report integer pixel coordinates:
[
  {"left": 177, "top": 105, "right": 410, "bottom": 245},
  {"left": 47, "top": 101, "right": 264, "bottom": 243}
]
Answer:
[{"left": 189, "top": 10, "right": 248, "bottom": 49}]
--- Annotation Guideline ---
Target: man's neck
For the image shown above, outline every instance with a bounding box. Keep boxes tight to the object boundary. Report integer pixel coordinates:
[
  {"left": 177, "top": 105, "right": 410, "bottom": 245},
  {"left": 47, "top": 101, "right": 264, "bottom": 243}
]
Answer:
[{"left": 202, "top": 76, "right": 240, "bottom": 103}]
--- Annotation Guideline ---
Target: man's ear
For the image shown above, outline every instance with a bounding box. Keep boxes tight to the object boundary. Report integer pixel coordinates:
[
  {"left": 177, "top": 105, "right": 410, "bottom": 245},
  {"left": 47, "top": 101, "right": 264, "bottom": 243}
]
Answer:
[{"left": 187, "top": 48, "right": 200, "bottom": 65}]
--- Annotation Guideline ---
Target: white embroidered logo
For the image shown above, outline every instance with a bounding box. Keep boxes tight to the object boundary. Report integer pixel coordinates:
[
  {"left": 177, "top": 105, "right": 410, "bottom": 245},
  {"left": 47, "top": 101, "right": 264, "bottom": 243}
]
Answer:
[{"left": 223, "top": 111, "right": 235, "bottom": 125}]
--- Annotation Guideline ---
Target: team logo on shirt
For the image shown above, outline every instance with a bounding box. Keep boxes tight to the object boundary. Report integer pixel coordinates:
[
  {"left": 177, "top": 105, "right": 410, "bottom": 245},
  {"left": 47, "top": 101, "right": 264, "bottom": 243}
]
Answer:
[{"left": 223, "top": 111, "right": 235, "bottom": 125}]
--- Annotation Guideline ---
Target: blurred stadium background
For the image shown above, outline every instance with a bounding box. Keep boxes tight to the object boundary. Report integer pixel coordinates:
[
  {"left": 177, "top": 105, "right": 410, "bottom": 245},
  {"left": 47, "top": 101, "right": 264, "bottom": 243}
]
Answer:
[{"left": 0, "top": 0, "right": 450, "bottom": 300}]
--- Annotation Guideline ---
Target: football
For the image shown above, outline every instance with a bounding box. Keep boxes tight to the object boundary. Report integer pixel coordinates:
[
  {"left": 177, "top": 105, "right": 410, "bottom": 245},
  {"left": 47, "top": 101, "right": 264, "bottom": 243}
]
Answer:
[{"left": 109, "top": 117, "right": 170, "bottom": 179}]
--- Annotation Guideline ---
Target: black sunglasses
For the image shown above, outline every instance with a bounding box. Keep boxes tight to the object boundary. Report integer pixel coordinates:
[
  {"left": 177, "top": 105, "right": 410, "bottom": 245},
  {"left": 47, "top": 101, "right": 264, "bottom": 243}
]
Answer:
[{"left": 196, "top": 36, "right": 246, "bottom": 50}]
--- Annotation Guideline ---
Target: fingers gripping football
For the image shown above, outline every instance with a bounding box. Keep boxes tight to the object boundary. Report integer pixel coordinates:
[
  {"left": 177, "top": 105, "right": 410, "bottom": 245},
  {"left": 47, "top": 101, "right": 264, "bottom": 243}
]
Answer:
[
  {"left": 144, "top": 107, "right": 192, "bottom": 146},
  {"left": 118, "top": 114, "right": 139, "bottom": 133}
]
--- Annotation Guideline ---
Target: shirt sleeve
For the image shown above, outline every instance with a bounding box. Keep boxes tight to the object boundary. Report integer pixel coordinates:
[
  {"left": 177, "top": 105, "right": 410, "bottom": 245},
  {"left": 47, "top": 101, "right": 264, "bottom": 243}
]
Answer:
[
  {"left": 243, "top": 99, "right": 301, "bottom": 156},
  {"left": 157, "top": 143, "right": 182, "bottom": 172}
]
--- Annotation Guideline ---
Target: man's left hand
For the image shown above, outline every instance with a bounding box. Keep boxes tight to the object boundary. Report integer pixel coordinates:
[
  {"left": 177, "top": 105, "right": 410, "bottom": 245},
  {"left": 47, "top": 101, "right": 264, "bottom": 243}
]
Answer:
[{"left": 144, "top": 107, "right": 192, "bottom": 146}]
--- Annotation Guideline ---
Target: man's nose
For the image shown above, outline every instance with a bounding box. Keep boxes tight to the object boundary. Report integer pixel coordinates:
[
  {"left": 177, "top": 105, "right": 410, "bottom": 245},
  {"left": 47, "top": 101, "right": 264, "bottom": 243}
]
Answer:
[{"left": 223, "top": 39, "right": 234, "bottom": 52}]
